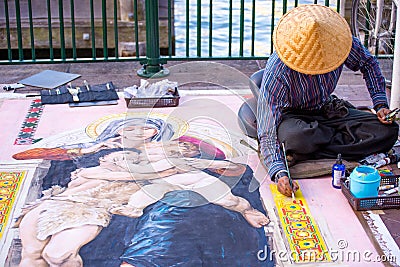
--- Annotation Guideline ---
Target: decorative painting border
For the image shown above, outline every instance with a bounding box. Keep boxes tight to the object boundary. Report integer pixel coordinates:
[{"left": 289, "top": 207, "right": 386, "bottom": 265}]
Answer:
[
  {"left": 0, "top": 171, "right": 26, "bottom": 240},
  {"left": 14, "top": 99, "right": 44, "bottom": 145},
  {"left": 270, "top": 184, "right": 331, "bottom": 263}
]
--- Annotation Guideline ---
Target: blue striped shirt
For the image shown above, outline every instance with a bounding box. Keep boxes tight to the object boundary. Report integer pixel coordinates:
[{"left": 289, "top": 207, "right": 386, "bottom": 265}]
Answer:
[{"left": 257, "top": 37, "right": 388, "bottom": 180}]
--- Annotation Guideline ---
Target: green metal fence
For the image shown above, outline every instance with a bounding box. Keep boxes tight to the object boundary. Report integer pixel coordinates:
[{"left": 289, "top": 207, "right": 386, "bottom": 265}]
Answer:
[{"left": 1, "top": 0, "right": 341, "bottom": 74}]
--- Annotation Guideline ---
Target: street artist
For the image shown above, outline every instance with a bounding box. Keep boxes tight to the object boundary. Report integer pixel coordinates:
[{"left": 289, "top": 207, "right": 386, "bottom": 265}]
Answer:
[{"left": 257, "top": 4, "right": 399, "bottom": 197}]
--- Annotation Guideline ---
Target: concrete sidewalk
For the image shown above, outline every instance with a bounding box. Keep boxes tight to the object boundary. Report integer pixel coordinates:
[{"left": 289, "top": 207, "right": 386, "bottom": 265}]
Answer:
[{"left": 0, "top": 59, "right": 399, "bottom": 266}]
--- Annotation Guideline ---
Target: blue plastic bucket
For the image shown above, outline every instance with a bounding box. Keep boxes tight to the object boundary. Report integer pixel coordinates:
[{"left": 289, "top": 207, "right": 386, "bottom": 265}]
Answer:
[{"left": 349, "top": 165, "right": 381, "bottom": 198}]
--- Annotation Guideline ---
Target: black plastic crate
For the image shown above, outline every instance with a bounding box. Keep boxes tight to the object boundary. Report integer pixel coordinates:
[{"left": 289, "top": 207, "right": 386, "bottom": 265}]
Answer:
[{"left": 341, "top": 176, "right": 400, "bottom": 211}]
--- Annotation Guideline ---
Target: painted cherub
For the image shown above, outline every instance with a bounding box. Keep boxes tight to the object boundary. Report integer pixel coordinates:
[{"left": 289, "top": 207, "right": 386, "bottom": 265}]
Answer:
[{"left": 78, "top": 140, "right": 270, "bottom": 228}]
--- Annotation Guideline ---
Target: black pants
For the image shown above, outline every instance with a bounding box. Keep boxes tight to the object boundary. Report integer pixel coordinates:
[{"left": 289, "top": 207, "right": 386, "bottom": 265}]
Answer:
[{"left": 277, "top": 107, "right": 399, "bottom": 162}]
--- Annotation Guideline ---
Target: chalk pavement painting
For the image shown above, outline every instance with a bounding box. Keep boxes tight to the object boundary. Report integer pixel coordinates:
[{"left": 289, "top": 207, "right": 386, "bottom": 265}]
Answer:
[{"left": 3, "top": 112, "right": 273, "bottom": 267}]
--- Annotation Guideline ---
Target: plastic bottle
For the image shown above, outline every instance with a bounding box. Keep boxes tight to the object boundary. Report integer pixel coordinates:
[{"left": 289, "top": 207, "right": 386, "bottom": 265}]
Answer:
[{"left": 332, "top": 154, "right": 346, "bottom": 189}]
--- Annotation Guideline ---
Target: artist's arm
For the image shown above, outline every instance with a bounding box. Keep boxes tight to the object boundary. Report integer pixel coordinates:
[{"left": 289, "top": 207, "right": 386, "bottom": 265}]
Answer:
[
  {"left": 256, "top": 65, "right": 287, "bottom": 182},
  {"left": 344, "top": 37, "right": 392, "bottom": 124},
  {"left": 256, "top": 61, "right": 299, "bottom": 197}
]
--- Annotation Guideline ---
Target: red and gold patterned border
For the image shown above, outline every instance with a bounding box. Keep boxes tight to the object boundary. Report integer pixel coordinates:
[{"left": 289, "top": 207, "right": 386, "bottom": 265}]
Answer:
[
  {"left": 0, "top": 171, "right": 26, "bottom": 239},
  {"left": 14, "top": 99, "right": 44, "bottom": 145},
  {"left": 270, "top": 184, "right": 331, "bottom": 263}
]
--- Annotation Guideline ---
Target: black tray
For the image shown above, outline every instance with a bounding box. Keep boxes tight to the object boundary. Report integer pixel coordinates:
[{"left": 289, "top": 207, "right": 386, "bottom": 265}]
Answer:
[
  {"left": 341, "top": 176, "right": 400, "bottom": 211},
  {"left": 125, "top": 88, "right": 180, "bottom": 108}
]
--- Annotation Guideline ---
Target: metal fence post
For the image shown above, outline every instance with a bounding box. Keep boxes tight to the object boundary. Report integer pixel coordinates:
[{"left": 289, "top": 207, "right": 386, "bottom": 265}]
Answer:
[{"left": 137, "top": 0, "right": 169, "bottom": 77}]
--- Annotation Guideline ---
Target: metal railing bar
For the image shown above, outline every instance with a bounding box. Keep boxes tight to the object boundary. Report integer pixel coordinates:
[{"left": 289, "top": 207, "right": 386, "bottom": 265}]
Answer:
[
  {"left": 58, "top": 0, "right": 66, "bottom": 61},
  {"left": 70, "top": 0, "right": 77, "bottom": 59},
  {"left": 228, "top": 0, "right": 233, "bottom": 56},
  {"left": 159, "top": 56, "right": 271, "bottom": 61},
  {"left": 251, "top": 0, "right": 256, "bottom": 56},
  {"left": 271, "top": 0, "right": 276, "bottom": 54},
  {"left": 196, "top": 0, "right": 201, "bottom": 57},
  {"left": 4, "top": 0, "right": 12, "bottom": 61},
  {"left": 168, "top": 0, "right": 173, "bottom": 56},
  {"left": 186, "top": 0, "right": 189, "bottom": 57},
  {"left": 0, "top": 0, "right": 348, "bottom": 66},
  {"left": 27, "top": 0, "right": 36, "bottom": 61},
  {"left": 90, "top": 0, "right": 96, "bottom": 59},
  {"left": 239, "top": 0, "right": 244, "bottom": 56},
  {"left": 209, "top": 0, "right": 212, "bottom": 57},
  {"left": 0, "top": 55, "right": 270, "bottom": 65},
  {"left": 134, "top": 0, "right": 139, "bottom": 58},
  {"left": 14, "top": 0, "right": 23, "bottom": 61},
  {"left": 113, "top": 0, "right": 119, "bottom": 59},
  {"left": 102, "top": 0, "right": 108, "bottom": 60},
  {"left": 365, "top": 0, "right": 371, "bottom": 48},
  {"left": 46, "top": 0, "right": 54, "bottom": 60},
  {"left": 283, "top": 0, "right": 288, "bottom": 14}
]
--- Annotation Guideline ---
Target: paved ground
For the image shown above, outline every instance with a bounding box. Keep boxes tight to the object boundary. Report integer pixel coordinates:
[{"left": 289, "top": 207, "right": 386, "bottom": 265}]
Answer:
[{"left": 0, "top": 59, "right": 399, "bottom": 265}]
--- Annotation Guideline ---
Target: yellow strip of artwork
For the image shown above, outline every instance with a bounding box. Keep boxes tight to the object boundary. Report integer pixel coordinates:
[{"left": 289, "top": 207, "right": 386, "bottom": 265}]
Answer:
[
  {"left": 270, "top": 184, "right": 331, "bottom": 263},
  {"left": 0, "top": 171, "right": 26, "bottom": 240}
]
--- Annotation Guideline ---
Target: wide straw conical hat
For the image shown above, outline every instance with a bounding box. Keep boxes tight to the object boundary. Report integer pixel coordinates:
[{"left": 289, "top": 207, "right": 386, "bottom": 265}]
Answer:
[{"left": 273, "top": 4, "right": 352, "bottom": 75}]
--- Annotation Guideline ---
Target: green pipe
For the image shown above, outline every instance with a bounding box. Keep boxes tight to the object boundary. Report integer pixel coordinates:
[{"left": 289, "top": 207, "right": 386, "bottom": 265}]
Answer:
[
  {"left": 14, "top": 0, "right": 23, "bottom": 61},
  {"left": 137, "top": 0, "right": 169, "bottom": 77},
  {"left": 146, "top": 0, "right": 160, "bottom": 60}
]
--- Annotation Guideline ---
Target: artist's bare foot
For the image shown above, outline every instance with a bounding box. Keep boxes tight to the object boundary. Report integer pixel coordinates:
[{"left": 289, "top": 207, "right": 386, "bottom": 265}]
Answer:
[
  {"left": 110, "top": 206, "right": 144, "bottom": 218},
  {"left": 242, "top": 209, "right": 270, "bottom": 228}
]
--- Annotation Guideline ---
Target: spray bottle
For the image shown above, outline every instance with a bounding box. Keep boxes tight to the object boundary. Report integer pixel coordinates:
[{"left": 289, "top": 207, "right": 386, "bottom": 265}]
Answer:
[{"left": 332, "top": 154, "right": 345, "bottom": 189}]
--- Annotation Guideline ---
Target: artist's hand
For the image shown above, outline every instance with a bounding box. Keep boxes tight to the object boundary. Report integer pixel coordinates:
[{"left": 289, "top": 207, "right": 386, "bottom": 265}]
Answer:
[
  {"left": 277, "top": 176, "right": 299, "bottom": 197},
  {"left": 376, "top": 107, "right": 394, "bottom": 124}
]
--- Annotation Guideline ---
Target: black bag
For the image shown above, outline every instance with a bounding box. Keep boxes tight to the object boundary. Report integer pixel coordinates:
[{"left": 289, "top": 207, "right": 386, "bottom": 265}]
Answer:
[
  {"left": 40, "top": 86, "right": 74, "bottom": 104},
  {"left": 77, "top": 82, "right": 119, "bottom": 102},
  {"left": 40, "top": 82, "right": 119, "bottom": 104}
]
